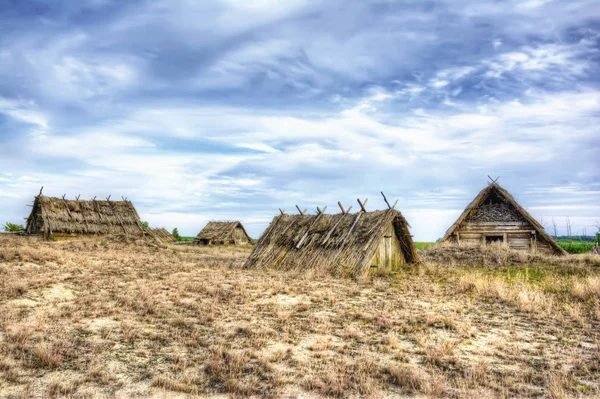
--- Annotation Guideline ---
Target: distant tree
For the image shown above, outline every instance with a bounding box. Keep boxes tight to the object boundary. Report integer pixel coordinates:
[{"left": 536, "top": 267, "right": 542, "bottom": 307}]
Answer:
[
  {"left": 539, "top": 217, "right": 547, "bottom": 229},
  {"left": 551, "top": 218, "right": 558, "bottom": 238},
  {"left": 172, "top": 228, "right": 182, "bottom": 241},
  {"left": 142, "top": 221, "right": 150, "bottom": 230},
  {"left": 565, "top": 217, "right": 573, "bottom": 245},
  {"left": 3, "top": 222, "right": 23, "bottom": 232}
]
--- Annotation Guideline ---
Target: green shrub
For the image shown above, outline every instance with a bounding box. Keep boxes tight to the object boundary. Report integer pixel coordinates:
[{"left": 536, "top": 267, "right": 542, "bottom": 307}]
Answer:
[
  {"left": 172, "top": 228, "right": 182, "bottom": 241},
  {"left": 3, "top": 222, "right": 24, "bottom": 232},
  {"left": 142, "top": 221, "right": 150, "bottom": 230}
]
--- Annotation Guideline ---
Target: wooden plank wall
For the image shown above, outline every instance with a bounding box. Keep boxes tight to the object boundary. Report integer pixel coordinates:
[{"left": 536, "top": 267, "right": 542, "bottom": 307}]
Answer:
[
  {"left": 370, "top": 224, "right": 406, "bottom": 271},
  {"left": 454, "top": 220, "right": 541, "bottom": 252}
]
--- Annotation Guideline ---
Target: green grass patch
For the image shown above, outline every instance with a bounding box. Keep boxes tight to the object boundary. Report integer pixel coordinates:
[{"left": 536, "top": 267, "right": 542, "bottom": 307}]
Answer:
[
  {"left": 558, "top": 240, "right": 596, "bottom": 254},
  {"left": 414, "top": 242, "right": 436, "bottom": 250}
]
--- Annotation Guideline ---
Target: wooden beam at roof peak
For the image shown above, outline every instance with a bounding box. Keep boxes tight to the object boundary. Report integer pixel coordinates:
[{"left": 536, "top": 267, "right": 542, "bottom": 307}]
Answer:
[
  {"left": 295, "top": 205, "right": 305, "bottom": 215},
  {"left": 279, "top": 208, "right": 286, "bottom": 215},
  {"left": 381, "top": 192, "right": 392, "bottom": 209},
  {"left": 337, "top": 201, "right": 346, "bottom": 214},
  {"left": 487, "top": 175, "right": 500, "bottom": 184},
  {"left": 357, "top": 198, "right": 368, "bottom": 213}
]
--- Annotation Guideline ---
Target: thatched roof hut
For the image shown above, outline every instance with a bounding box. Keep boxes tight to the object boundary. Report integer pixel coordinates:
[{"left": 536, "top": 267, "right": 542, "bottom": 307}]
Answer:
[
  {"left": 194, "top": 221, "right": 251, "bottom": 246},
  {"left": 441, "top": 182, "right": 567, "bottom": 255},
  {"left": 151, "top": 228, "right": 177, "bottom": 243},
  {"left": 25, "top": 194, "right": 146, "bottom": 239},
  {"left": 244, "top": 208, "right": 419, "bottom": 278}
]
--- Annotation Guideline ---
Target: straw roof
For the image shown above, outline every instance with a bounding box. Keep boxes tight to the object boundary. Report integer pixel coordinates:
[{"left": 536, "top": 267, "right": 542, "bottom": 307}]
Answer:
[
  {"left": 25, "top": 195, "right": 146, "bottom": 238},
  {"left": 244, "top": 209, "right": 419, "bottom": 278},
  {"left": 151, "top": 228, "right": 177, "bottom": 243},
  {"left": 441, "top": 182, "right": 567, "bottom": 255},
  {"left": 194, "top": 221, "right": 250, "bottom": 244}
]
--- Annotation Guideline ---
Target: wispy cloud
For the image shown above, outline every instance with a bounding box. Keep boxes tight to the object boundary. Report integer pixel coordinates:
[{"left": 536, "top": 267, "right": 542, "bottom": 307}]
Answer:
[{"left": 0, "top": 0, "right": 598, "bottom": 239}]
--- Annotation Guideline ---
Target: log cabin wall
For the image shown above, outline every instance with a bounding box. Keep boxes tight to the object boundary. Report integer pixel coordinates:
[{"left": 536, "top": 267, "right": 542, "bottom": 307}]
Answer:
[
  {"left": 442, "top": 182, "right": 566, "bottom": 256},
  {"left": 451, "top": 190, "right": 544, "bottom": 253}
]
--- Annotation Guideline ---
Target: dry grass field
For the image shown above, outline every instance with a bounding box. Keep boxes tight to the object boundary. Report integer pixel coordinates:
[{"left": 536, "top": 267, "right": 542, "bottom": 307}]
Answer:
[{"left": 0, "top": 235, "right": 599, "bottom": 398}]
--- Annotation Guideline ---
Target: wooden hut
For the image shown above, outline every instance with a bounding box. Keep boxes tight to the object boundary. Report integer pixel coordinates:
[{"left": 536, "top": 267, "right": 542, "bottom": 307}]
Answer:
[
  {"left": 151, "top": 228, "right": 177, "bottom": 243},
  {"left": 194, "top": 221, "right": 251, "bottom": 246},
  {"left": 25, "top": 193, "right": 146, "bottom": 240},
  {"left": 244, "top": 202, "right": 420, "bottom": 278},
  {"left": 440, "top": 182, "right": 566, "bottom": 255}
]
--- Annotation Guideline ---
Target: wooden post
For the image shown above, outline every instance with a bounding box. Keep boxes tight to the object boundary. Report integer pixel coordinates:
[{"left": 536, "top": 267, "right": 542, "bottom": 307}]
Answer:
[
  {"left": 503, "top": 232, "right": 508, "bottom": 246},
  {"left": 456, "top": 232, "right": 460, "bottom": 246},
  {"left": 296, "top": 211, "right": 325, "bottom": 249},
  {"left": 322, "top": 212, "right": 349, "bottom": 245},
  {"left": 381, "top": 192, "right": 392, "bottom": 209},
  {"left": 357, "top": 198, "right": 368, "bottom": 213},
  {"left": 338, "top": 201, "right": 346, "bottom": 214},
  {"left": 279, "top": 208, "right": 285, "bottom": 215},
  {"left": 335, "top": 212, "right": 363, "bottom": 255},
  {"left": 295, "top": 205, "right": 304, "bottom": 215}
]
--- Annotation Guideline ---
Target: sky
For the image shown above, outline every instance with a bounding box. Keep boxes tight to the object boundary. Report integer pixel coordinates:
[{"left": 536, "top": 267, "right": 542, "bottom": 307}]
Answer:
[{"left": 0, "top": 0, "right": 599, "bottom": 241}]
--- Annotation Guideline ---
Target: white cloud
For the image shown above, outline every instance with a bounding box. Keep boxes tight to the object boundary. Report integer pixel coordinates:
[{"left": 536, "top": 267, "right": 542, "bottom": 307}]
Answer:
[
  {"left": 0, "top": 97, "right": 49, "bottom": 136},
  {"left": 0, "top": 0, "right": 599, "bottom": 240}
]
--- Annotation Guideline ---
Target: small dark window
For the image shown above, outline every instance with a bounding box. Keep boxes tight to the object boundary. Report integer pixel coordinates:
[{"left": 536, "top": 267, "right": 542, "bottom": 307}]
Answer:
[{"left": 485, "top": 235, "right": 504, "bottom": 244}]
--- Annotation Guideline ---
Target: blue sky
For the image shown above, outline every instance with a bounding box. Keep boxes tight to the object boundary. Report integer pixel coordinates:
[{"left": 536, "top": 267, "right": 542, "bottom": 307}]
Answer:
[{"left": 0, "top": 0, "right": 599, "bottom": 240}]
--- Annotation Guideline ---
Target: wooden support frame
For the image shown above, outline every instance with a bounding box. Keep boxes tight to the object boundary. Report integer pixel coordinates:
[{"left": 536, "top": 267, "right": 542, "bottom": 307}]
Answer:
[
  {"left": 296, "top": 211, "right": 326, "bottom": 249},
  {"left": 357, "top": 198, "right": 368, "bottom": 213},
  {"left": 334, "top": 212, "right": 363, "bottom": 259},
  {"left": 295, "top": 205, "right": 307, "bottom": 215}
]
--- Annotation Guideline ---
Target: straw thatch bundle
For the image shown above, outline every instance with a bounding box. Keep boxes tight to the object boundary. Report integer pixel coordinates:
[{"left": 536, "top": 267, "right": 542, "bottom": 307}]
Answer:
[
  {"left": 194, "top": 221, "right": 251, "bottom": 246},
  {"left": 151, "top": 228, "right": 177, "bottom": 243},
  {"left": 244, "top": 209, "right": 419, "bottom": 278},
  {"left": 26, "top": 195, "right": 146, "bottom": 239},
  {"left": 441, "top": 182, "right": 566, "bottom": 255}
]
